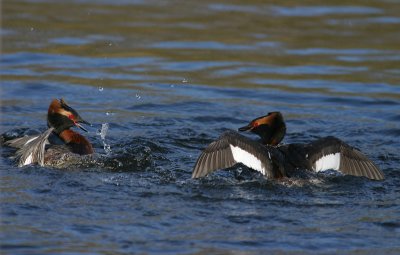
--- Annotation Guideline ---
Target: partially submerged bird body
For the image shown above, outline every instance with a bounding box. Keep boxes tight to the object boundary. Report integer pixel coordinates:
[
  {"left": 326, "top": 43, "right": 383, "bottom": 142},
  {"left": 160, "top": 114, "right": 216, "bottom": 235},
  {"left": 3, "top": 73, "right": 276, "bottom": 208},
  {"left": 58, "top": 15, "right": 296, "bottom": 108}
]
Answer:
[
  {"left": 5, "top": 99, "right": 94, "bottom": 167},
  {"left": 192, "top": 112, "right": 384, "bottom": 181}
]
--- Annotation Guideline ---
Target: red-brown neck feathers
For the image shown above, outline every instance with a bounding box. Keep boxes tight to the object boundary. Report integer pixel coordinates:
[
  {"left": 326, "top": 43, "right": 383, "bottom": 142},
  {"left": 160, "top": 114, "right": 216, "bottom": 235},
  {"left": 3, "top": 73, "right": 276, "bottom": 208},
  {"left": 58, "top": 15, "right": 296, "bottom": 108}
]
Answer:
[{"left": 59, "top": 130, "right": 94, "bottom": 155}]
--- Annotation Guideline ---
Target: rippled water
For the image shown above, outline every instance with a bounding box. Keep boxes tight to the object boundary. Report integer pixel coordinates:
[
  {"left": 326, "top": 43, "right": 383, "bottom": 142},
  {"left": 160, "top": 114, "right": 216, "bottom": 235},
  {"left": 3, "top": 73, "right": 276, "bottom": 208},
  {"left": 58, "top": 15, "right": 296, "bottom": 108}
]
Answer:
[{"left": 1, "top": 0, "right": 400, "bottom": 254}]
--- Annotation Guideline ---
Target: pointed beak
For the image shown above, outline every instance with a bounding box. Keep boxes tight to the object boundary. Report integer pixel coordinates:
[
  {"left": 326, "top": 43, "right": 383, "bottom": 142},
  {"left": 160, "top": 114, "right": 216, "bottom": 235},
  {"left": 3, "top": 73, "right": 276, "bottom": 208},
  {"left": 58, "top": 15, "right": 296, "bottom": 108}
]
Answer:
[
  {"left": 238, "top": 123, "right": 253, "bottom": 132},
  {"left": 79, "top": 119, "right": 92, "bottom": 126},
  {"left": 75, "top": 118, "right": 92, "bottom": 132},
  {"left": 75, "top": 122, "right": 88, "bottom": 132}
]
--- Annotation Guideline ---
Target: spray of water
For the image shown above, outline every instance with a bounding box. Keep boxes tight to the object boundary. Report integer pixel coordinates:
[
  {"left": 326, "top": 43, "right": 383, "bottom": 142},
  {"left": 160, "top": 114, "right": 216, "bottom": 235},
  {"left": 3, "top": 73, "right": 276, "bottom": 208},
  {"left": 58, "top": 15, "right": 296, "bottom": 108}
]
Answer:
[{"left": 98, "top": 123, "right": 111, "bottom": 155}]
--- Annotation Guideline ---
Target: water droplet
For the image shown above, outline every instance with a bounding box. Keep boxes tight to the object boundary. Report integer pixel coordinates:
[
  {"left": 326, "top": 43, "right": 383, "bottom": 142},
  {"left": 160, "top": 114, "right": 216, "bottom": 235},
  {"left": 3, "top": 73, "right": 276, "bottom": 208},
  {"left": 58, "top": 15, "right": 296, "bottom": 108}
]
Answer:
[
  {"left": 97, "top": 123, "right": 111, "bottom": 155},
  {"left": 100, "top": 123, "right": 109, "bottom": 140},
  {"left": 170, "top": 84, "right": 175, "bottom": 88},
  {"left": 104, "top": 144, "right": 111, "bottom": 154},
  {"left": 30, "top": 27, "right": 34, "bottom": 31},
  {"left": 182, "top": 78, "right": 188, "bottom": 83},
  {"left": 136, "top": 94, "right": 141, "bottom": 100},
  {"left": 108, "top": 42, "right": 113, "bottom": 46},
  {"left": 98, "top": 86, "right": 104, "bottom": 92}
]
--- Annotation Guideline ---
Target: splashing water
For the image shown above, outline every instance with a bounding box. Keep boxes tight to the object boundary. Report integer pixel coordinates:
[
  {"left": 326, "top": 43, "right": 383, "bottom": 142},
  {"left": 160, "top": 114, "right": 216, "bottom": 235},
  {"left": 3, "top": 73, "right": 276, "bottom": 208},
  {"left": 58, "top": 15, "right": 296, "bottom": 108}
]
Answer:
[{"left": 98, "top": 123, "right": 111, "bottom": 155}]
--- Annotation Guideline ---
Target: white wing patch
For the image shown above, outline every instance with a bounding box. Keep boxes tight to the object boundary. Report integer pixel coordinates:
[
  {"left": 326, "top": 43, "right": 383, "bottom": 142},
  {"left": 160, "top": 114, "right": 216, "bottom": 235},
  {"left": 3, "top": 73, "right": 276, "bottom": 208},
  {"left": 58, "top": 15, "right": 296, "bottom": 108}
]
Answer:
[
  {"left": 313, "top": 152, "right": 341, "bottom": 172},
  {"left": 230, "top": 145, "right": 266, "bottom": 175},
  {"left": 25, "top": 136, "right": 38, "bottom": 146},
  {"left": 22, "top": 153, "right": 33, "bottom": 166}
]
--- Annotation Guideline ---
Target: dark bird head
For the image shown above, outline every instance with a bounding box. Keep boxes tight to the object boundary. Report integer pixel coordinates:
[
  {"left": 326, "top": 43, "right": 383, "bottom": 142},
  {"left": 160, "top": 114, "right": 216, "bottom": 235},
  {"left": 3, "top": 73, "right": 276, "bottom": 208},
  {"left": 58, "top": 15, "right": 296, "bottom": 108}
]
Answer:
[
  {"left": 47, "top": 98, "right": 91, "bottom": 134},
  {"left": 238, "top": 112, "right": 286, "bottom": 145}
]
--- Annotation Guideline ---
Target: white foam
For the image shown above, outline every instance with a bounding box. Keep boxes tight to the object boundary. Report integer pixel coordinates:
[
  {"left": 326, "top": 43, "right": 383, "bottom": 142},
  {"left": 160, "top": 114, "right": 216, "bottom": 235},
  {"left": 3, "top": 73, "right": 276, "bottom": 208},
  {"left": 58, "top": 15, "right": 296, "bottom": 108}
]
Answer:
[
  {"left": 230, "top": 145, "right": 265, "bottom": 175},
  {"left": 313, "top": 153, "right": 341, "bottom": 172}
]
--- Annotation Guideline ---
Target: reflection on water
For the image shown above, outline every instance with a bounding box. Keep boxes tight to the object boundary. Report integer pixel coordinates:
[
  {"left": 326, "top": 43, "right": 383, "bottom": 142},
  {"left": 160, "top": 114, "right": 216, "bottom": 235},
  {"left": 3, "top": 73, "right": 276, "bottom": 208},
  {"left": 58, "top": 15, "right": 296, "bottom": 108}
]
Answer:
[{"left": 1, "top": 0, "right": 400, "bottom": 254}]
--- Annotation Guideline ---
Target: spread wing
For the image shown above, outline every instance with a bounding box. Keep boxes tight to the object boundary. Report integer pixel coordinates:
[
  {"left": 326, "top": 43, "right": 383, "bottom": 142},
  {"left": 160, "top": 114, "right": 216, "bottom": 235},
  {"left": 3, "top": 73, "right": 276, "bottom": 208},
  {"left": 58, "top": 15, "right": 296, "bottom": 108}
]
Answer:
[
  {"left": 306, "top": 136, "right": 384, "bottom": 180},
  {"left": 5, "top": 128, "right": 54, "bottom": 167},
  {"left": 192, "top": 131, "right": 284, "bottom": 179}
]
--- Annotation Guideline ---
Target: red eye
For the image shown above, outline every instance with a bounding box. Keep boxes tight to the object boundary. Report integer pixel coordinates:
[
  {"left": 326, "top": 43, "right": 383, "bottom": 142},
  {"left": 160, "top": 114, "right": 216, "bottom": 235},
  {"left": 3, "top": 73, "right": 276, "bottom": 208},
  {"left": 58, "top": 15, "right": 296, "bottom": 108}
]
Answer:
[
  {"left": 253, "top": 122, "right": 259, "bottom": 127},
  {"left": 68, "top": 114, "right": 74, "bottom": 120}
]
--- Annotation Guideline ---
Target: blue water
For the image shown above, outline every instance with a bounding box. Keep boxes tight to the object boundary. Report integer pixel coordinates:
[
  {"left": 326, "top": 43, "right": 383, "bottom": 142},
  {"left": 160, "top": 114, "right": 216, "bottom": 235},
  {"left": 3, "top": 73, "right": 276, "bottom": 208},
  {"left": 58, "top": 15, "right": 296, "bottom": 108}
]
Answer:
[{"left": 1, "top": 0, "right": 400, "bottom": 254}]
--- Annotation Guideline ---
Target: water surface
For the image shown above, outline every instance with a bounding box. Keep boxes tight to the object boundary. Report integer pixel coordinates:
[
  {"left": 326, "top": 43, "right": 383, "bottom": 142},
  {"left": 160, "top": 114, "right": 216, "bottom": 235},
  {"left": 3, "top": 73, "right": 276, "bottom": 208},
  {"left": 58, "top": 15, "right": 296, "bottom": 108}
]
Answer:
[{"left": 1, "top": 0, "right": 400, "bottom": 254}]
